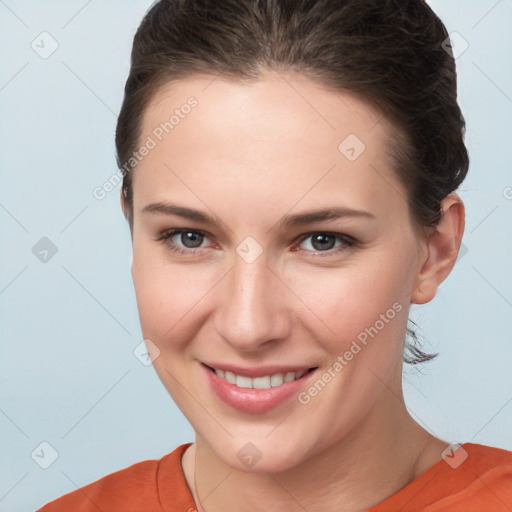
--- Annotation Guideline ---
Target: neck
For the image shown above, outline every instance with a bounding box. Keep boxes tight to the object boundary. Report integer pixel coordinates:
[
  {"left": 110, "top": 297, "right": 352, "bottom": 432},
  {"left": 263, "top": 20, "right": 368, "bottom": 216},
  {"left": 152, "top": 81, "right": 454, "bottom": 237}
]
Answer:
[{"left": 185, "top": 386, "right": 444, "bottom": 512}]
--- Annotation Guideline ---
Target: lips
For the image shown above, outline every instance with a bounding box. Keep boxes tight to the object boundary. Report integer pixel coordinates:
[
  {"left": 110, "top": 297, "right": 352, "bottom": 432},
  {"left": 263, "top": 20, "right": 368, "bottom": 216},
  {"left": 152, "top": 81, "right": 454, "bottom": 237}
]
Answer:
[{"left": 202, "top": 363, "right": 318, "bottom": 413}]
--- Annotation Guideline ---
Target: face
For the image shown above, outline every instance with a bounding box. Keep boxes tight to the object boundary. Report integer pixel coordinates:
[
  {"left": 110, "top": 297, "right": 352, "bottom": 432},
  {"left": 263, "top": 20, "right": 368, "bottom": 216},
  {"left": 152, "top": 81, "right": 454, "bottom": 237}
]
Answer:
[{"left": 127, "top": 72, "right": 429, "bottom": 473}]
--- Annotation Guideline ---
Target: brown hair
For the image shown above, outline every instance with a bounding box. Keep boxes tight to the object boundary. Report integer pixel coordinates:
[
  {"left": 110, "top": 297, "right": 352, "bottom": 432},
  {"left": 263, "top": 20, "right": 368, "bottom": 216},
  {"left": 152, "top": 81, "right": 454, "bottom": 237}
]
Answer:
[{"left": 115, "top": 0, "right": 469, "bottom": 364}]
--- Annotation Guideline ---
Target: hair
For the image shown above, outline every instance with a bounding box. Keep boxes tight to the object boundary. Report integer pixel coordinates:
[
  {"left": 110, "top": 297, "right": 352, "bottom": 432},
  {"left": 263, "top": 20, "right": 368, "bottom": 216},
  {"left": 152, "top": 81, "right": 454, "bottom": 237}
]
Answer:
[{"left": 115, "top": 0, "right": 469, "bottom": 364}]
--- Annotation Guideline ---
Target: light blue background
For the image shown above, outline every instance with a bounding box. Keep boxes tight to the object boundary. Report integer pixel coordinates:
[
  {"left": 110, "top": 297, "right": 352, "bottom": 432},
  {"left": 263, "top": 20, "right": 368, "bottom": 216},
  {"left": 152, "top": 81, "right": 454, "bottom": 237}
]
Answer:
[{"left": 1, "top": 1, "right": 511, "bottom": 510}]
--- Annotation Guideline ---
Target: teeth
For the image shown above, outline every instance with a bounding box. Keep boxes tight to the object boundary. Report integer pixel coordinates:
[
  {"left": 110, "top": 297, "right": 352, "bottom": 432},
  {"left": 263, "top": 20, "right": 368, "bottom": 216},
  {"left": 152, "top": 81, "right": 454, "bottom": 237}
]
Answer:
[
  {"left": 236, "top": 375, "right": 252, "bottom": 388},
  {"left": 253, "top": 376, "right": 271, "bottom": 389},
  {"left": 284, "top": 372, "right": 295, "bottom": 383},
  {"left": 225, "top": 371, "right": 236, "bottom": 385},
  {"left": 214, "top": 368, "right": 309, "bottom": 389},
  {"left": 270, "top": 373, "right": 284, "bottom": 387}
]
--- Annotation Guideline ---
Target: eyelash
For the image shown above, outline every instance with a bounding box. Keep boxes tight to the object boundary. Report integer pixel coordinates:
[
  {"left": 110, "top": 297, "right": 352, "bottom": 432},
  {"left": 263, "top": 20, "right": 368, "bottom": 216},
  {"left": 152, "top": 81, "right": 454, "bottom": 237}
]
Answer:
[{"left": 156, "top": 229, "right": 357, "bottom": 258}]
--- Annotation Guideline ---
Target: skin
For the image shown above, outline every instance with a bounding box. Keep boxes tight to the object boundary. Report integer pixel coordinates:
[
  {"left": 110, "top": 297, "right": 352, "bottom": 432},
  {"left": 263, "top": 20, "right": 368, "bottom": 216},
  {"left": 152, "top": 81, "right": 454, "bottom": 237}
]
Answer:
[{"left": 121, "top": 71, "right": 465, "bottom": 511}]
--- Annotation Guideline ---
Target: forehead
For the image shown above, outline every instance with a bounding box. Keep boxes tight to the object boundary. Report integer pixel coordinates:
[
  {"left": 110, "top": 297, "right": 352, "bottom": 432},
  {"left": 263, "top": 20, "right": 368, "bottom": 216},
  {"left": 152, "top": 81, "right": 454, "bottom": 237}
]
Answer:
[
  {"left": 142, "top": 71, "right": 388, "bottom": 152},
  {"left": 134, "top": 72, "right": 407, "bottom": 226}
]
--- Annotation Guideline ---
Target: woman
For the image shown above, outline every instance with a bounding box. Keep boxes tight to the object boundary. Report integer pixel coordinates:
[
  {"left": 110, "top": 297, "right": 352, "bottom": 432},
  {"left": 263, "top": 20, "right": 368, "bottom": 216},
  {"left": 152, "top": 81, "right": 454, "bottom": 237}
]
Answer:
[{"left": 38, "top": 0, "right": 512, "bottom": 510}]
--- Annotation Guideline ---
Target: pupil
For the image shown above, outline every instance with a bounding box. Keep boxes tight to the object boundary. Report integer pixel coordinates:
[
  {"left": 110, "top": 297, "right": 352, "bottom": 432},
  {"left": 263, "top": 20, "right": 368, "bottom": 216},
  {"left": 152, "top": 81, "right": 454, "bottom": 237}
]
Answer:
[
  {"left": 313, "top": 234, "right": 334, "bottom": 251},
  {"left": 182, "top": 232, "right": 202, "bottom": 248}
]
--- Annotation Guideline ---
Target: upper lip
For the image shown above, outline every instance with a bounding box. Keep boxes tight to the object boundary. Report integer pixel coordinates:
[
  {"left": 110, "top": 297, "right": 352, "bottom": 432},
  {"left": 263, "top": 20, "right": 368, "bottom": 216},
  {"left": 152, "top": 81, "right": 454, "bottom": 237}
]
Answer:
[{"left": 202, "top": 362, "right": 317, "bottom": 378}]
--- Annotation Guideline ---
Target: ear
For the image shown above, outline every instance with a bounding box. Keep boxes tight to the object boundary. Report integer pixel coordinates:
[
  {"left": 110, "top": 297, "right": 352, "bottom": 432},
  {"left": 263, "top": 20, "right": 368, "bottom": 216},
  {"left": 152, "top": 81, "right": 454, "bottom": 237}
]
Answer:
[
  {"left": 120, "top": 187, "right": 135, "bottom": 277},
  {"left": 120, "top": 187, "right": 134, "bottom": 247},
  {"left": 410, "top": 193, "right": 465, "bottom": 305},
  {"left": 120, "top": 186, "right": 127, "bottom": 216}
]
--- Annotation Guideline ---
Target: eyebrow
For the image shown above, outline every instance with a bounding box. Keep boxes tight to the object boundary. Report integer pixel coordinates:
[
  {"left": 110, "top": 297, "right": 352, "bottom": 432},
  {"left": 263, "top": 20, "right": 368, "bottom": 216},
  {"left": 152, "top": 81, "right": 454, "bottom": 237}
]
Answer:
[{"left": 141, "top": 202, "right": 375, "bottom": 229}]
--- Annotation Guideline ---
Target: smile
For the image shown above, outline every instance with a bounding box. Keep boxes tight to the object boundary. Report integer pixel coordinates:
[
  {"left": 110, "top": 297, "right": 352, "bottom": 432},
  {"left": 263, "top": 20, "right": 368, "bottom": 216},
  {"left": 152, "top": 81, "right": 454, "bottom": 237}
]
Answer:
[
  {"left": 212, "top": 367, "right": 310, "bottom": 389},
  {"left": 203, "top": 363, "right": 318, "bottom": 413}
]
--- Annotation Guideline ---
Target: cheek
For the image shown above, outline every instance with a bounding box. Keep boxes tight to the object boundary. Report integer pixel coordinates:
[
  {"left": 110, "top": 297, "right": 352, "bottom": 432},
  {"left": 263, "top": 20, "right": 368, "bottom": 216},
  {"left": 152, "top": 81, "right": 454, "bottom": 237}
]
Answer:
[
  {"left": 131, "top": 251, "right": 208, "bottom": 345},
  {"left": 288, "top": 249, "right": 414, "bottom": 356}
]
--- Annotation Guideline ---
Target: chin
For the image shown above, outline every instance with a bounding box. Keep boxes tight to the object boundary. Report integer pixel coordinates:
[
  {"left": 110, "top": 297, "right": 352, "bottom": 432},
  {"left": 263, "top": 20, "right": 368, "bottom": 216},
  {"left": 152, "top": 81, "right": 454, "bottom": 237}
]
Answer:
[
  {"left": 228, "top": 452, "right": 304, "bottom": 475},
  {"left": 207, "top": 434, "right": 313, "bottom": 474}
]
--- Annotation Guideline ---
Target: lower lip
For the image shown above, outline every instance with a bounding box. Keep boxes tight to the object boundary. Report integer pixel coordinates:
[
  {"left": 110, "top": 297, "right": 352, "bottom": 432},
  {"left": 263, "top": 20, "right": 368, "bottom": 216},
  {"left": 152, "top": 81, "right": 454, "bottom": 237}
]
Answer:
[{"left": 203, "top": 364, "right": 316, "bottom": 414}]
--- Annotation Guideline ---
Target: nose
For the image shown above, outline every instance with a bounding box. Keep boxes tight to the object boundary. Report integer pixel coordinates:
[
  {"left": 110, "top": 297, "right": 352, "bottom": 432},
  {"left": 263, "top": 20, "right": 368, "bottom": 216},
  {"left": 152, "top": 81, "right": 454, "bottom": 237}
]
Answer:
[{"left": 214, "top": 253, "right": 291, "bottom": 353}]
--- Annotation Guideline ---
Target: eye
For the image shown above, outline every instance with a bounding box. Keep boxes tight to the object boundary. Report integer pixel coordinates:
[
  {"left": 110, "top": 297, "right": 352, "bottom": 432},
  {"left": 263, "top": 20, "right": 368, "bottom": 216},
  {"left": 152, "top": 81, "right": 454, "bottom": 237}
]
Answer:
[
  {"left": 156, "top": 229, "right": 356, "bottom": 258},
  {"left": 156, "top": 229, "right": 212, "bottom": 255},
  {"left": 294, "top": 232, "right": 356, "bottom": 256}
]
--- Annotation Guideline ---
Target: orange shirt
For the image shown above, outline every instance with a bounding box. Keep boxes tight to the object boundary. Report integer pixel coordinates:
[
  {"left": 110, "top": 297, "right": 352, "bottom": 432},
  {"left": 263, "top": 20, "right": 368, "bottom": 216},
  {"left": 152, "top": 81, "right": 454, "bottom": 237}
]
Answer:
[{"left": 38, "top": 443, "right": 512, "bottom": 511}]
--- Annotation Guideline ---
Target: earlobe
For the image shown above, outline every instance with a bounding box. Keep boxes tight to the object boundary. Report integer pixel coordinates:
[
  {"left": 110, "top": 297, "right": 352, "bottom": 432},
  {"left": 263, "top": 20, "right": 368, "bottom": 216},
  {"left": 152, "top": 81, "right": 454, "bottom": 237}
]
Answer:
[{"left": 410, "top": 194, "right": 465, "bottom": 305}]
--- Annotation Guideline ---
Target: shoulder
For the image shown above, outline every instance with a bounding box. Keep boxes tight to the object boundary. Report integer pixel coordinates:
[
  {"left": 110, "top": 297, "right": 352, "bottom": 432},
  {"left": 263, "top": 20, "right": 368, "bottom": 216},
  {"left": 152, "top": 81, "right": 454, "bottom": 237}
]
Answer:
[
  {"left": 37, "top": 443, "right": 193, "bottom": 512},
  {"left": 464, "top": 442, "right": 512, "bottom": 466},
  {"left": 428, "top": 443, "right": 512, "bottom": 510},
  {"left": 371, "top": 443, "right": 512, "bottom": 512},
  {"left": 457, "top": 442, "right": 512, "bottom": 489},
  {"left": 462, "top": 442, "right": 512, "bottom": 488}
]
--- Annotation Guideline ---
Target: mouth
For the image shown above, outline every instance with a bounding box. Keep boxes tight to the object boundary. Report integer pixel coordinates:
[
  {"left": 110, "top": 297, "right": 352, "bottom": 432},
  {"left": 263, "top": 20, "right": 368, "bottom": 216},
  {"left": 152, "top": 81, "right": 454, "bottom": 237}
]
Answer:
[
  {"left": 202, "top": 363, "right": 318, "bottom": 413},
  {"left": 204, "top": 364, "right": 317, "bottom": 389}
]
